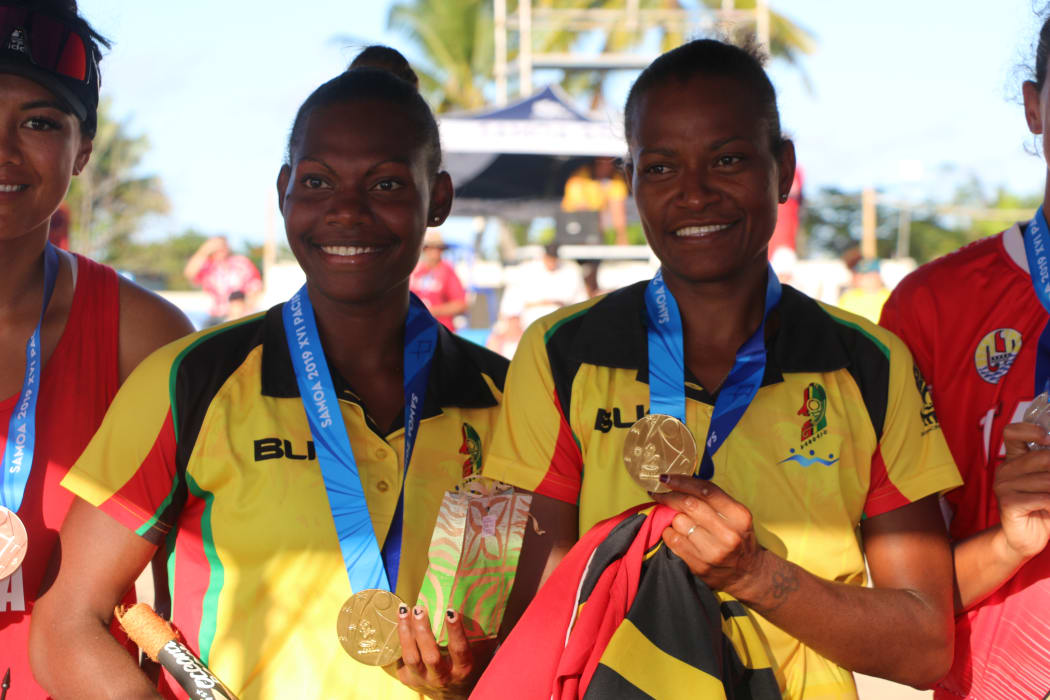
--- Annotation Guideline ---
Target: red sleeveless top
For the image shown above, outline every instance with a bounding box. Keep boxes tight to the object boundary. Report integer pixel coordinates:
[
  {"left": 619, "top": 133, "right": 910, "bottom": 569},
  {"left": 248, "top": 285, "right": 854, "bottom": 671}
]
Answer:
[{"left": 0, "top": 254, "right": 122, "bottom": 699}]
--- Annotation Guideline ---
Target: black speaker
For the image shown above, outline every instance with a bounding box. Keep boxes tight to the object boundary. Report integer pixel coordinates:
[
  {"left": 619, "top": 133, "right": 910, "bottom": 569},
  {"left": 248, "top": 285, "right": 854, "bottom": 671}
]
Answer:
[{"left": 555, "top": 211, "right": 602, "bottom": 246}]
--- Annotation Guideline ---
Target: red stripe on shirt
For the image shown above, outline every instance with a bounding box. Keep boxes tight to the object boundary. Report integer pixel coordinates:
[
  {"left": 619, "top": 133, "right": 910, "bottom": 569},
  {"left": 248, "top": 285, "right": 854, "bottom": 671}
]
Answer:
[
  {"left": 863, "top": 445, "right": 910, "bottom": 518},
  {"left": 101, "top": 411, "right": 179, "bottom": 535},
  {"left": 533, "top": 388, "right": 584, "bottom": 504}
]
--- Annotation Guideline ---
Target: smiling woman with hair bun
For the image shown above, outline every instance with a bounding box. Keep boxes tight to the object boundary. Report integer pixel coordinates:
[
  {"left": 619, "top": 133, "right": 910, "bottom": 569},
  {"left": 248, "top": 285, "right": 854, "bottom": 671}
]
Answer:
[
  {"left": 31, "top": 45, "right": 507, "bottom": 699},
  {"left": 0, "top": 1, "right": 193, "bottom": 697}
]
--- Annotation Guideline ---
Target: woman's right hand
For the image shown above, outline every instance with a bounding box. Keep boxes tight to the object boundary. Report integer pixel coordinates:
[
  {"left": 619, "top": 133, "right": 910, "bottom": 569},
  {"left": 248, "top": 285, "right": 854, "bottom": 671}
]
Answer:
[
  {"left": 996, "top": 422, "right": 1050, "bottom": 561},
  {"left": 393, "top": 605, "right": 495, "bottom": 700}
]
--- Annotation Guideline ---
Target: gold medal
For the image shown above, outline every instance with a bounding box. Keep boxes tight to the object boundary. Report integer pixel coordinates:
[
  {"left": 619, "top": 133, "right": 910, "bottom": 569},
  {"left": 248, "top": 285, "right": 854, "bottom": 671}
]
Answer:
[
  {"left": 0, "top": 506, "right": 27, "bottom": 580},
  {"left": 622, "top": 413, "right": 697, "bottom": 493},
  {"left": 336, "top": 589, "right": 404, "bottom": 667}
]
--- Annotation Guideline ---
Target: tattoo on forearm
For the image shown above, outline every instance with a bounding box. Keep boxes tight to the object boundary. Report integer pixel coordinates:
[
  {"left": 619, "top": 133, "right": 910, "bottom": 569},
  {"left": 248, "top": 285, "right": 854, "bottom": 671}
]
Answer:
[{"left": 766, "top": 559, "right": 800, "bottom": 611}]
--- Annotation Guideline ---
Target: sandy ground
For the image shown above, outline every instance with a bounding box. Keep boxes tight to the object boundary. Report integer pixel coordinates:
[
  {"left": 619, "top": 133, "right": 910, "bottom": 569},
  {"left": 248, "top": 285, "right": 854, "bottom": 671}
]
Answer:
[{"left": 856, "top": 674, "right": 932, "bottom": 699}]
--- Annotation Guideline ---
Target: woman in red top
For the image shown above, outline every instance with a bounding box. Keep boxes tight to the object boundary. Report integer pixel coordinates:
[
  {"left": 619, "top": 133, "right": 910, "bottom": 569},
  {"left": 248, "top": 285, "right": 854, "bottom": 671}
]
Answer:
[{"left": 0, "top": 1, "right": 192, "bottom": 696}]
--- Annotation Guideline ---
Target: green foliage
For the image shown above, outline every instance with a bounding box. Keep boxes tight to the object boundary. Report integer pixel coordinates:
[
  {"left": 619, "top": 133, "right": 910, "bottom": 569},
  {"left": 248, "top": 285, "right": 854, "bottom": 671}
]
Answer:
[
  {"left": 65, "top": 98, "right": 169, "bottom": 260},
  {"left": 107, "top": 229, "right": 208, "bottom": 290},
  {"left": 387, "top": 0, "right": 495, "bottom": 112},
  {"left": 801, "top": 188, "right": 894, "bottom": 257},
  {"left": 801, "top": 179, "right": 1040, "bottom": 266},
  {"left": 385, "top": 0, "right": 817, "bottom": 112},
  {"left": 108, "top": 230, "right": 266, "bottom": 291}
]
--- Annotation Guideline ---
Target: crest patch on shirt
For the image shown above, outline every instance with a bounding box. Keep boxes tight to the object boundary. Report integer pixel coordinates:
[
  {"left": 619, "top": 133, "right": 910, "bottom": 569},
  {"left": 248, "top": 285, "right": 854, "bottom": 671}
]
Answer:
[
  {"left": 779, "top": 382, "right": 839, "bottom": 468},
  {"left": 974, "top": 328, "right": 1022, "bottom": 384},
  {"left": 459, "top": 423, "right": 483, "bottom": 477}
]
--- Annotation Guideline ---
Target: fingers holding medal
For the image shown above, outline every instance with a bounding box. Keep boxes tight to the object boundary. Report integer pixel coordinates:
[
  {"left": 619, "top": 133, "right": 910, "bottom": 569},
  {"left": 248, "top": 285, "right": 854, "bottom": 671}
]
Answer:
[
  {"left": 623, "top": 413, "right": 698, "bottom": 493},
  {"left": 395, "top": 604, "right": 475, "bottom": 690}
]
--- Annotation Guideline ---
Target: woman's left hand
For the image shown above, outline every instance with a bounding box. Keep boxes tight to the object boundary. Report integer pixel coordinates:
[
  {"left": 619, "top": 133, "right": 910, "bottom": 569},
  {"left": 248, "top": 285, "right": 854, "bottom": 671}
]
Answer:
[
  {"left": 394, "top": 605, "right": 494, "bottom": 700},
  {"left": 651, "top": 474, "right": 769, "bottom": 600}
]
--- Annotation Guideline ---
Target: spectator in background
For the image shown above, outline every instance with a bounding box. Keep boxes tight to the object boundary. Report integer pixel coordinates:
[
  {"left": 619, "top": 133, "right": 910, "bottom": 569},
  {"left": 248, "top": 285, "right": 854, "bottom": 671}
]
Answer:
[
  {"left": 562, "top": 158, "right": 629, "bottom": 245},
  {"left": 183, "top": 236, "right": 263, "bottom": 325},
  {"left": 488, "top": 243, "right": 586, "bottom": 358},
  {"left": 837, "top": 257, "right": 890, "bottom": 323},
  {"left": 579, "top": 259, "right": 605, "bottom": 298},
  {"left": 409, "top": 229, "right": 468, "bottom": 330}
]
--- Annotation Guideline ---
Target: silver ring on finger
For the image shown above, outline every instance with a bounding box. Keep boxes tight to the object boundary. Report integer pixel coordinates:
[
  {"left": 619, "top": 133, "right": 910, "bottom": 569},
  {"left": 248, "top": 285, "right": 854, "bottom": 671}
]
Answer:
[{"left": 685, "top": 524, "right": 698, "bottom": 538}]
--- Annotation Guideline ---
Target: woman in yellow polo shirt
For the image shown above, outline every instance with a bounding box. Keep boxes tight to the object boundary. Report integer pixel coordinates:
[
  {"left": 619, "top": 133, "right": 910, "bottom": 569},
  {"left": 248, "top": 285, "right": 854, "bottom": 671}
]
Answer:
[
  {"left": 483, "top": 39, "right": 961, "bottom": 698},
  {"left": 31, "top": 47, "right": 506, "bottom": 699}
]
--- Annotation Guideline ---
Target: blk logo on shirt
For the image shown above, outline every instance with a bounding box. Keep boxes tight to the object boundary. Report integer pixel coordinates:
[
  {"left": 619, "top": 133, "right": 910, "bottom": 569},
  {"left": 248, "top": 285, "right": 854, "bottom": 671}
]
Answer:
[{"left": 254, "top": 438, "right": 317, "bottom": 461}]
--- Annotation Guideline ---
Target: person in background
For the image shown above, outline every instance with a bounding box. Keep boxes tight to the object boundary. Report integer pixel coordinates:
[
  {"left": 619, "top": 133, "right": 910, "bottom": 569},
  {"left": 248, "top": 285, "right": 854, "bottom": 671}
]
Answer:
[
  {"left": 30, "top": 47, "right": 506, "bottom": 700},
  {"left": 183, "top": 235, "right": 263, "bottom": 326},
  {"left": 0, "top": 2, "right": 193, "bottom": 697},
  {"left": 487, "top": 243, "right": 587, "bottom": 359},
  {"left": 561, "top": 158, "right": 629, "bottom": 245},
  {"left": 878, "top": 11, "right": 1050, "bottom": 698},
  {"left": 482, "top": 38, "right": 959, "bottom": 698},
  {"left": 409, "top": 229, "right": 468, "bottom": 331},
  {"left": 836, "top": 257, "right": 889, "bottom": 323},
  {"left": 500, "top": 243, "right": 586, "bottom": 331}
]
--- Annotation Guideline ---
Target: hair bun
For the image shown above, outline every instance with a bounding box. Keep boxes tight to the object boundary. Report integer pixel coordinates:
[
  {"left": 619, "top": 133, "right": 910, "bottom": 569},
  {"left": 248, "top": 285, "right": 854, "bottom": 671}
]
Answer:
[{"left": 349, "top": 45, "right": 419, "bottom": 90}]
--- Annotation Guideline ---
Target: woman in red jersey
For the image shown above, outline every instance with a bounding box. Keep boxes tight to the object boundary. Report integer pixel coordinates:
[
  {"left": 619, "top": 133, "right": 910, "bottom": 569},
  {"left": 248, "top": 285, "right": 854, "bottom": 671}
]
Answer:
[
  {"left": 0, "top": 1, "right": 193, "bottom": 697},
  {"left": 880, "top": 11, "right": 1050, "bottom": 700}
]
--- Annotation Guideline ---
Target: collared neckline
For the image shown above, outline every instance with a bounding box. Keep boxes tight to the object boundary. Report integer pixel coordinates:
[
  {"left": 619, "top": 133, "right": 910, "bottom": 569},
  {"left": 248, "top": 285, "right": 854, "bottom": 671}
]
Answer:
[
  {"left": 260, "top": 304, "right": 499, "bottom": 425},
  {"left": 567, "top": 279, "right": 851, "bottom": 393}
]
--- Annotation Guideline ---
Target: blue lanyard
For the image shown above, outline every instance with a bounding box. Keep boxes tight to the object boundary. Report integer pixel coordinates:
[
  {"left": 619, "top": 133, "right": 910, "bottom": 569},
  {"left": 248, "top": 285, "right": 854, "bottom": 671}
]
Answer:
[
  {"left": 1022, "top": 206, "right": 1050, "bottom": 395},
  {"left": 282, "top": 288, "right": 438, "bottom": 593},
  {"left": 1, "top": 244, "right": 59, "bottom": 513},
  {"left": 644, "top": 265, "right": 781, "bottom": 479}
]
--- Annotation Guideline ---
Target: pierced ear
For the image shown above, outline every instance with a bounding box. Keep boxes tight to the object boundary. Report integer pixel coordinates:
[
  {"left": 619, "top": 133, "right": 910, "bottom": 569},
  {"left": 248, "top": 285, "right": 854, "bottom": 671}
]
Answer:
[
  {"left": 427, "top": 171, "right": 454, "bottom": 227},
  {"left": 1024, "top": 81, "right": 1044, "bottom": 135}
]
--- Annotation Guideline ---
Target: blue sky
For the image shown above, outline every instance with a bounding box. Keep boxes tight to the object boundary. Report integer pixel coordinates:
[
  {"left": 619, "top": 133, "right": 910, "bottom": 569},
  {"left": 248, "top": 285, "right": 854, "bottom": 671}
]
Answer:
[{"left": 80, "top": 0, "right": 1049, "bottom": 247}]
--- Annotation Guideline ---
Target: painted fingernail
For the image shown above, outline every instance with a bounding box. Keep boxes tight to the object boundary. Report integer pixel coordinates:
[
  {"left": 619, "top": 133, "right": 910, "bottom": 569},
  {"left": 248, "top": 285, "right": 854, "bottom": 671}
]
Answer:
[
  {"left": 658, "top": 474, "right": 669, "bottom": 483},
  {"left": 413, "top": 606, "right": 425, "bottom": 619},
  {"left": 446, "top": 609, "right": 456, "bottom": 621},
  {"left": 398, "top": 605, "right": 409, "bottom": 618}
]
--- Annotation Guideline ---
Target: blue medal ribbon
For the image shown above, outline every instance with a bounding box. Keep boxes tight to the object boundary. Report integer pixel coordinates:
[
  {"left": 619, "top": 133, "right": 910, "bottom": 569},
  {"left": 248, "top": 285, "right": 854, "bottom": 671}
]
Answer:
[
  {"left": 644, "top": 265, "right": 781, "bottom": 480},
  {"left": 1022, "top": 206, "right": 1050, "bottom": 396},
  {"left": 282, "top": 288, "right": 438, "bottom": 593},
  {"left": 1, "top": 244, "right": 60, "bottom": 514}
]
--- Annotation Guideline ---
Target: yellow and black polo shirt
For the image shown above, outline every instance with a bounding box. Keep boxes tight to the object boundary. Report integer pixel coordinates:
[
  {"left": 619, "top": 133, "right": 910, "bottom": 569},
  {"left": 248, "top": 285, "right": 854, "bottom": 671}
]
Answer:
[
  {"left": 483, "top": 280, "right": 960, "bottom": 700},
  {"left": 63, "top": 305, "right": 507, "bottom": 700}
]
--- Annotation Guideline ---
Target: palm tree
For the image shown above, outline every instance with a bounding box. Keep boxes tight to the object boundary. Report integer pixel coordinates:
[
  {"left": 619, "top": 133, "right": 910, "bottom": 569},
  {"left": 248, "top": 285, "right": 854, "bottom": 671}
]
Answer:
[
  {"left": 386, "top": 0, "right": 495, "bottom": 112},
  {"left": 386, "top": 0, "right": 816, "bottom": 113},
  {"left": 65, "top": 98, "right": 169, "bottom": 259}
]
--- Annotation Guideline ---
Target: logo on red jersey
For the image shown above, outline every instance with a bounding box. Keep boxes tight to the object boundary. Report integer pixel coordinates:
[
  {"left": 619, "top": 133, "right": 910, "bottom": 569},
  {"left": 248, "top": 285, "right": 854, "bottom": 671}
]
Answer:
[{"left": 974, "top": 328, "right": 1022, "bottom": 384}]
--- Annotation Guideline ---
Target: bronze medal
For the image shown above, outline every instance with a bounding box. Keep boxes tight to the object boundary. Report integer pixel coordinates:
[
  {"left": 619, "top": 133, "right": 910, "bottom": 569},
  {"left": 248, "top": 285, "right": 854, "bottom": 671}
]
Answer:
[
  {"left": 622, "top": 413, "right": 698, "bottom": 493},
  {"left": 0, "top": 506, "right": 27, "bottom": 580},
  {"left": 337, "top": 589, "right": 404, "bottom": 667}
]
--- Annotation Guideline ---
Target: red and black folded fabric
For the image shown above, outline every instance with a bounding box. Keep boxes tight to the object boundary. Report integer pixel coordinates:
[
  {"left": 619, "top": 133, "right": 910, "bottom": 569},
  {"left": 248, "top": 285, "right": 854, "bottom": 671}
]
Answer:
[{"left": 474, "top": 504, "right": 781, "bottom": 699}]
